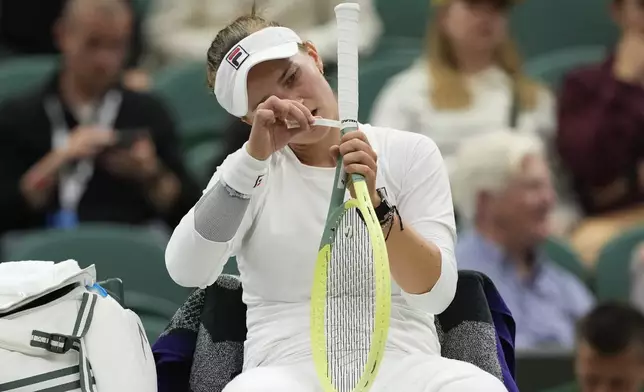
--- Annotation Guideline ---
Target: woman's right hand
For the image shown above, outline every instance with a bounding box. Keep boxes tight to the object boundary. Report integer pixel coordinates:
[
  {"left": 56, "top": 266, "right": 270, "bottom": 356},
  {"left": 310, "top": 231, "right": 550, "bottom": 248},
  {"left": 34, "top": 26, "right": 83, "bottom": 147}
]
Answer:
[{"left": 246, "top": 96, "right": 315, "bottom": 161}]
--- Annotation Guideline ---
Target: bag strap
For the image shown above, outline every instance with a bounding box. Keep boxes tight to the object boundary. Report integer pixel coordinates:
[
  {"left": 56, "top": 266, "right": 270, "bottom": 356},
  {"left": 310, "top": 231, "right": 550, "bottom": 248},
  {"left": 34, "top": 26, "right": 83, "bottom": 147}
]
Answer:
[{"left": 0, "top": 292, "right": 98, "bottom": 392}]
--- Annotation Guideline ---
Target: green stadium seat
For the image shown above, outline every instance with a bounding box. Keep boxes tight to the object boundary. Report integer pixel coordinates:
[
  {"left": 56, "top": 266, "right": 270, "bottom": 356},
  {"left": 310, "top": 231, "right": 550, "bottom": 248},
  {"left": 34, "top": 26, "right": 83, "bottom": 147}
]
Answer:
[
  {"left": 131, "top": 0, "right": 152, "bottom": 19},
  {"left": 140, "top": 313, "right": 172, "bottom": 345},
  {"left": 223, "top": 256, "right": 239, "bottom": 275},
  {"left": 541, "top": 381, "right": 578, "bottom": 392},
  {"left": 526, "top": 46, "right": 607, "bottom": 90},
  {"left": 0, "top": 56, "right": 59, "bottom": 104},
  {"left": 184, "top": 139, "right": 224, "bottom": 186},
  {"left": 594, "top": 225, "right": 644, "bottom": 302},
  {"left": 515, "top": 348, "right": 575, "bottom": 392},
  {"left": 127, "top": 291, "right": 179, "bottom": 344},
  {"left": 540, "top": 236, "right": 591, "bottom": 286},
  {"left": 152, "top": 62, "right": 230, "bottom": 148},
  {"left": 510, "top": 0, "right": 618, "bottom": 60},
  {"left": 1, "top": 224, "right": 191, "bottom": 309},
  {"left": 368, "top": 37, "right": 423, "bottom": 62},
  {"left": 359, "top": 54, "right": 419, "bottom": 122},
  {"left": 375, "top": 0, "right": 431, "bottom": 39}
]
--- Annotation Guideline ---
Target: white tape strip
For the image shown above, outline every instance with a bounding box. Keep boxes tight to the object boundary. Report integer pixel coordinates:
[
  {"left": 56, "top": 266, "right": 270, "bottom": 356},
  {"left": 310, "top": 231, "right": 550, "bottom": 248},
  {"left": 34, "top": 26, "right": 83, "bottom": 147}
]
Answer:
[{"left": 286, "top": 118, "right": 342, "bottom": 129}]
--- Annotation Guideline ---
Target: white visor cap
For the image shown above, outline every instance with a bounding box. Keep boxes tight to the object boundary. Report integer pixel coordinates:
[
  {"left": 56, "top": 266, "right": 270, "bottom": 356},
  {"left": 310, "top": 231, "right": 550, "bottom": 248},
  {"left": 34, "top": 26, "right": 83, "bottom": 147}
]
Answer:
[{"left": 214, "top": 27, "right": 303, "bottom": 117}]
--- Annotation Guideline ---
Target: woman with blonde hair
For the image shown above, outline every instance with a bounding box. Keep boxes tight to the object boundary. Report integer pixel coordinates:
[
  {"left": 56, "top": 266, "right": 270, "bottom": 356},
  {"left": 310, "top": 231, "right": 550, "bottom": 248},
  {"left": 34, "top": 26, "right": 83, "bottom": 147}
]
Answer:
[
  {"left": 370, "top": 0, "right": 577, "bottom": 232},
  {"left": 372, "top": 0, "right": 553, "bottom": 164}
]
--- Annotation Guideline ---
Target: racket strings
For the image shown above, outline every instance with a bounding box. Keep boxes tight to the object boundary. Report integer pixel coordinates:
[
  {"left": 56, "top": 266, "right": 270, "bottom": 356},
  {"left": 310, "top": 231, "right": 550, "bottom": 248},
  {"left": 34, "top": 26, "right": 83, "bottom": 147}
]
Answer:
[{"left": 326, "top": 207, "right": 376, "bottom": 392}]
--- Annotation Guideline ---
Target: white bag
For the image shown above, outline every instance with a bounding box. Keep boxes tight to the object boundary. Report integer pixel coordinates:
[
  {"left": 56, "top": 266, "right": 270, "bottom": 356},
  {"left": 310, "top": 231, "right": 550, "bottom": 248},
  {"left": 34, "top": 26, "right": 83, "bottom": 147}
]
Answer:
[{"left": 0, "top": 260, "right": 157, "bottom": 392}]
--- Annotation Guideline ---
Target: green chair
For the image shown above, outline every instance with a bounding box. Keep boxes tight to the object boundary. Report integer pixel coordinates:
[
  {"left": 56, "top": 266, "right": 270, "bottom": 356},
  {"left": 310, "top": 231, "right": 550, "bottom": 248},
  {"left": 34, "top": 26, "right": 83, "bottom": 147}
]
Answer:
[
  {"left": 223, "top": 256, "right": 239, "bottom": 276},
  {"left": 1, "top": 224, "right": 191, "bottom": 309},
  {"left": 131, "top": 0, "right": 152, "bottom": 19},
  {"left": 140, "top": 313, "right": 172, "bottom": 345},
  {"left": 540, "top": 237, "right": 591, "bottom": 285},
  {"left": 152, "top": 62, "right": 231, "bottom": 148},
  {"left": 526, "top": 46, "right": 607, "bottom": 90},
  {"left": 515, "top": 348, "right": 575, "bottom": 392},
  {"left": 375, "top": 0, "right": 431, "bottom": 39},
  {"left": 368, "top": 37, "right": 423, "bottom": 62},
  {"left": 359, "top": 54, "right": 419, "bottom": 122},
  {"left": 0, "top": 55, "right": 59, "bottom": 104},
  {"left": 541, "top": 381, "right": 578, "bottom": 392},
  {"left": 184, "top": 136, "right": 225, "bottom": 186},
  {"left": 127, "top": 292, "right": 179, "bottom": 344},
  {"left": 510, "top": 0, "right": 618, "bottom": 59},
  {"left": 594, "top": 225, "right": 644, "bottom": 302}
]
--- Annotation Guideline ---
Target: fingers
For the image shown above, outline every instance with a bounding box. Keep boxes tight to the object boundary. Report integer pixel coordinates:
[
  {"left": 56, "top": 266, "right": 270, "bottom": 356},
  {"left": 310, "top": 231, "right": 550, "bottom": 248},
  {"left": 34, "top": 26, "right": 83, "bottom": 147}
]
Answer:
[
  {"left": 337, "top": 135, "right": 377, "bottom": 163},
  {"left": 343, "top": 150, "right": 377, "bottom": 181},
  {"left": 333, "top": 130, "right": 378, "bottom": 189},
  {"left": 258, "top": 96, "right": 313, "bottom": 130},
  {"left": 284, "top": 103, "right": 310, "bottom": 131},
  {"left": 254, "top": 108, "right": 277, "bottom": 127},
  {"left": 340, "top": 130, "right": 369, "bottom": 144},
  {"left": 345, "top": 163, "right": 376, "bottom": 184},
  {"left": 329, "top": 145, "right": 340, "bottom": 159},
  {"left": 289, "top": 100, "right": 315, "bottom": 123}
]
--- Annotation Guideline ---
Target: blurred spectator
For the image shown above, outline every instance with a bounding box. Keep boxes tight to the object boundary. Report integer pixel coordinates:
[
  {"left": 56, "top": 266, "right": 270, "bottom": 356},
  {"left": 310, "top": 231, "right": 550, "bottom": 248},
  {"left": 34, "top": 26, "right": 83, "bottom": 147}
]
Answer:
[
  {"left": 547, "top": 302, "right": 644, "bottom": 392},
  {"left": 631, "top": 244, "right": 644, "bottom": 314},
  {"left": 145, "top": 0, "right": 382, "bottom": 66},
  {"left": 558, "top": 0, "right": 644, "bottom": 264},
  {"left": 0, "top": 0, "right": 200, "bottom": 237},
  {"left": 0, "top": 0, "right": 150, "bottom": 90},
  {"left": 558, "top": 0, "right": 644, "bottom": 216},
  {"left": 370, "top": 0, "right": 579, "bottom": 234},
  {"left": 453, "top": 131, "right": 594, "bottom": 350}
]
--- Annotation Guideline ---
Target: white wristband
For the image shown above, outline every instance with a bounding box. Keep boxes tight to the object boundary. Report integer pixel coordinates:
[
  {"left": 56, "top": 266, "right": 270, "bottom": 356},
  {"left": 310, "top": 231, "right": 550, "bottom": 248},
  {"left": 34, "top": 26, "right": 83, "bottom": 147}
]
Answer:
[{"left": 220, "top": 143, "right": 269, "bottom": 195}]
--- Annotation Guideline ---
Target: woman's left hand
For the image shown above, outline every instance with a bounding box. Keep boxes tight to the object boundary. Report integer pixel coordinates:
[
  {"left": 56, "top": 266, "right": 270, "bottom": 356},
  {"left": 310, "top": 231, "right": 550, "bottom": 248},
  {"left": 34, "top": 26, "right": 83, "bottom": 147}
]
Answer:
[{"left": 330, "top": 130, "right": 381, "bottom": 207}]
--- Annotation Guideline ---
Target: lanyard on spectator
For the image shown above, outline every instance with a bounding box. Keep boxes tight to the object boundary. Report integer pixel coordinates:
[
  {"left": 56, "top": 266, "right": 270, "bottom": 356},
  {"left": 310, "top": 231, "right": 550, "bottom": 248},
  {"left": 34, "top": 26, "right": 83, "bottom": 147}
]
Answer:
[
  {"left": 508, "top": 86, "right": 519, "bottom": 130},
  {"left": 45, "top": 91, "right": 122, "bottom": 213}
]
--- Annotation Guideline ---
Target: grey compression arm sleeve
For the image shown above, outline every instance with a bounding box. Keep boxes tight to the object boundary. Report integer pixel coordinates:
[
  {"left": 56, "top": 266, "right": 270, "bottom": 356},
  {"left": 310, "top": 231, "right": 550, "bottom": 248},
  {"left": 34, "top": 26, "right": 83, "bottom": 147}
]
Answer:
[
  {"left": 194, "top": 181, "right": 250, "bottom": 242},
  {"left": 165, "top": 144, "right": 268, "bottom": 288}
]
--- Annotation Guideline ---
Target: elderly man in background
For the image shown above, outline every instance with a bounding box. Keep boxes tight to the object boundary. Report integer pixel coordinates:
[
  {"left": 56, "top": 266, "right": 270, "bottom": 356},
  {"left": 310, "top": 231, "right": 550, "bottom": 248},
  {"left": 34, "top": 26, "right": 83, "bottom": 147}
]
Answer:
[{"left": 453, "top": 131, "right": 594, "bottom": 350}]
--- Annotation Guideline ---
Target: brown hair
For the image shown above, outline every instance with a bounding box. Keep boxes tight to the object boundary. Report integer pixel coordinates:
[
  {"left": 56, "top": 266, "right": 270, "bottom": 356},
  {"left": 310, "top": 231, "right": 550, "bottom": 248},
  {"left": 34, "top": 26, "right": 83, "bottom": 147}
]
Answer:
[
  {"left": 206, "top": 4, "right": 281, "bottom": 90},
  {"left": 426, "top": 6, "right": 540, "bottom": 111}
]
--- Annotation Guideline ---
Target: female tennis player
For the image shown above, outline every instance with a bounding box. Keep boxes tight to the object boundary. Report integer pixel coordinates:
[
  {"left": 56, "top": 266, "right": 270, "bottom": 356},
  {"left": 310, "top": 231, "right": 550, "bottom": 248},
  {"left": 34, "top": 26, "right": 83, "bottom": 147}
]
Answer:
[{"left": 165, "top": 11, "right": 507, "bottom": 392}]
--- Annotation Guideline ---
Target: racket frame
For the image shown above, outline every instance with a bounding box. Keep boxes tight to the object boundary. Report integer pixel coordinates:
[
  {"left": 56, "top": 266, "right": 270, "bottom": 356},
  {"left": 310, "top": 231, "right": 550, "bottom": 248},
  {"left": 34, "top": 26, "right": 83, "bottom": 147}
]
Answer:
[{"left": 311, "top": 123, "right": 392, "bottom": 392}]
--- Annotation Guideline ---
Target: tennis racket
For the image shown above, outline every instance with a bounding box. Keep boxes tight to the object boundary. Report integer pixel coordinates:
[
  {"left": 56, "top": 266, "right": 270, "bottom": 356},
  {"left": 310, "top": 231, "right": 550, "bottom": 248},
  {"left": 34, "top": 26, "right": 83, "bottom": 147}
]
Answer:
[{"left": 310, "top": 3, "right": 391, "bottom": 392}]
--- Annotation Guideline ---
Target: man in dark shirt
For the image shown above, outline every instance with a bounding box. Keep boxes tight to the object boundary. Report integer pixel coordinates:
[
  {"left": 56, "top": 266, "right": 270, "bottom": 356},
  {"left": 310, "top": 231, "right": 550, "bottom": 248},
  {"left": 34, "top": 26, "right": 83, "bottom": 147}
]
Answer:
[
  {"left": 0, "top": 0, "right": 200, "bottom": 236},
  {"left": 557, "top": 0, "right": 644, "bottom": 215}
]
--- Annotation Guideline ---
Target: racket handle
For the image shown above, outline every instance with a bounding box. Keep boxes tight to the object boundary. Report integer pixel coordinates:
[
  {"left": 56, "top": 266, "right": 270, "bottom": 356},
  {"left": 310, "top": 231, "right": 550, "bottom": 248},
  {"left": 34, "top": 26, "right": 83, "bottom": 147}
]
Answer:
[
  {"left": 335, "top": 3, "right": 360, "bottom": 124},
  {"left": 334, "top": 3, "right": 364, "bottom": 189}
]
